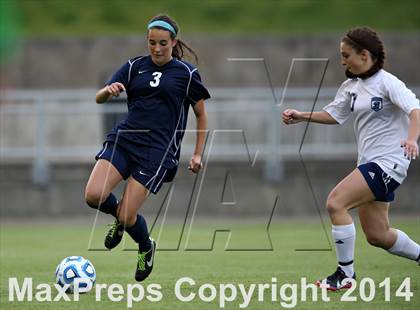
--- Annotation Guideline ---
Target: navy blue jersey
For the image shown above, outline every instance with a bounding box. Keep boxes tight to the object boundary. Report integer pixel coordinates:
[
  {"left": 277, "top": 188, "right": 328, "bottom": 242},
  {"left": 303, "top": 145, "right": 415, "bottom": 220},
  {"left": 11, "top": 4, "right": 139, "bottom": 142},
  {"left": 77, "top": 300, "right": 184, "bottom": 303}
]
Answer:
[{"left": 104, "top": 55, "right": 210, "bottom": 168}]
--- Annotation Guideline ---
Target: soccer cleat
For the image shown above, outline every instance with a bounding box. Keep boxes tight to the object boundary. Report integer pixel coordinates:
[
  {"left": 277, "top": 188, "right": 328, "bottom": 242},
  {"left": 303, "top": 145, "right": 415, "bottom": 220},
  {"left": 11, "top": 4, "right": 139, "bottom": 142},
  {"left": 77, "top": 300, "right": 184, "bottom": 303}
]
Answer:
[
  {"left": 315, "top": 266, "right": 356, "bottom": 291},
  {"left": 104, "top": 220, "right": 124, "bottom": 250},
  {"left": 135, "top": 238, "right": 156, "bottom": 282}
]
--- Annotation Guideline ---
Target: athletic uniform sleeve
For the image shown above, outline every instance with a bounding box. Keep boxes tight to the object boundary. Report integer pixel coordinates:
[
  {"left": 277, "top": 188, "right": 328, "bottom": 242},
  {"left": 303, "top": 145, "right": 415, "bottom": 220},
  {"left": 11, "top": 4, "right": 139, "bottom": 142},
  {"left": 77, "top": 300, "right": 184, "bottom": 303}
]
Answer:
[
  {"left": 187, "top": 70, "right": 211, "bottom": 106},
  {"left": 106, "top": 61, "right": 130, "bottom": 87},
  {"left": 385, "top": 75, "right": 420, "bottom": 114},
  {"left": 323, "top": 81, "right": 352, "bottom": 124}
]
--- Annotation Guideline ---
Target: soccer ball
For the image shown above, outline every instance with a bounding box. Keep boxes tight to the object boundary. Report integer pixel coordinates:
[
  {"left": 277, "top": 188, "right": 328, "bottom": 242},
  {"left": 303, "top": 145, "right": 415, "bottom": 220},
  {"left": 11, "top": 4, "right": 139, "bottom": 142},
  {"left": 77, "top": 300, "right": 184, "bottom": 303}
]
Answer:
[{"left": 55, "top": 256, "right": 96, "bottom": 293}]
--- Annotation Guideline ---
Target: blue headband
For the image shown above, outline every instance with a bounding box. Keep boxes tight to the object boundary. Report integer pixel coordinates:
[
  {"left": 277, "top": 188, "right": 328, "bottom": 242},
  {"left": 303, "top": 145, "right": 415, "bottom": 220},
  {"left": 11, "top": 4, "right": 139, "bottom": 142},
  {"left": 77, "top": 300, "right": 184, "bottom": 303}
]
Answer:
[{"left": 147, "top": 20, "right": 177, "bottom": 35}]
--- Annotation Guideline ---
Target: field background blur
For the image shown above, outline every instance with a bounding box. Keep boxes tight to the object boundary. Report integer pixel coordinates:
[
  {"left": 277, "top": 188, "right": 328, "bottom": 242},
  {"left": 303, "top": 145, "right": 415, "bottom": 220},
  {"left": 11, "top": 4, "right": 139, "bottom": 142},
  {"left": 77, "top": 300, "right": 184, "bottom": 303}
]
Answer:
[
  {"left": 1, "top": 0, "right": 419, "bottom": 216},
  {"left": 0, "top": 1, "right": 419, "bottom": 309},
  {"left": 5, "top": 0, "right": 420, "bottom": 35}
]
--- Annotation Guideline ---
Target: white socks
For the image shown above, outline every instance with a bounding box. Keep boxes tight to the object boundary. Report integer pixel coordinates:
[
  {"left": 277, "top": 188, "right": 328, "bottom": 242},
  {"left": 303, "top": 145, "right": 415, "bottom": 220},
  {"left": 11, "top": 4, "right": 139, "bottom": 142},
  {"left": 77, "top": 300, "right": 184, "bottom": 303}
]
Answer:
[
  {"left": 332, "top": 225, "right": 420, "bottom": 276},
  {"left": 332, "top": 223, "right": 356, "bottom": 277},
  {"left": 387, "top": 229, "right": 420, "bottom": 261}
]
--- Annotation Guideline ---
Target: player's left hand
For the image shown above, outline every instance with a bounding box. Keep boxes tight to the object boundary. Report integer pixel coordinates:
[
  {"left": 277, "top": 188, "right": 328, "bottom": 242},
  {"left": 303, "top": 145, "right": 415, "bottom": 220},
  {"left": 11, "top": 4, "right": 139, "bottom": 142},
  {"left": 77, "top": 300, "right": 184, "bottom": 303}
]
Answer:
[
  {"left": 401, "top": 139, "right": 419, "bottom": 160},
  {"left": 188, "top": 154, "right": 203, "bottom": 173}
]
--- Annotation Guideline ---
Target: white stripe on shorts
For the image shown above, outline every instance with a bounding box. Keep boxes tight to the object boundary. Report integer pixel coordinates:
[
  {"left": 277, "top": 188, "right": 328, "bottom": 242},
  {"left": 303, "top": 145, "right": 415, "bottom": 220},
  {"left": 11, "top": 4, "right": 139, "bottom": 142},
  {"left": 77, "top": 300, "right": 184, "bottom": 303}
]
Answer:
[
  {"left": 145, "top": 174, "right": 157, "bottom": 187},
  {"left": 97, "top": 142, "right": 108, "bottom": 158},
  {"left": 153, "top": 169, "right": 167, "bottom": 193}
]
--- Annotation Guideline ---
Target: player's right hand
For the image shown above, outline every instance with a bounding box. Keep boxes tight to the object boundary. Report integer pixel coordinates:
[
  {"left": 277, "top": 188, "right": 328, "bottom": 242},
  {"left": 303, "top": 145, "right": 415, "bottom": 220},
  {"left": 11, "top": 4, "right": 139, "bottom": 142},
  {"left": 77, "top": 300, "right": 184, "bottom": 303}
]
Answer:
[
  {"left": 188, "top": 154, "right": 203, "bottom": 174},
  {"left": 401, "top": 139, "right": 419, "bottom": 160},
  {"left": 106, "top": 82, "right": 126, "bottom": 97},
  {"left": 282, "top": 109, "right": 303, "bottom": 125}
]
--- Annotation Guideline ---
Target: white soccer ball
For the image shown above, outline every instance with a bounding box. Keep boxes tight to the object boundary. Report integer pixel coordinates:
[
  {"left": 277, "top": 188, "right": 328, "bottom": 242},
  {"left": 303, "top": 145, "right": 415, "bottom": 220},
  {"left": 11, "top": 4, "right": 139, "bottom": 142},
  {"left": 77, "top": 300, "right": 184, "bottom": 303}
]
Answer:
[{"left": 55, "top": 256, "right": 96, "bottom": 293}]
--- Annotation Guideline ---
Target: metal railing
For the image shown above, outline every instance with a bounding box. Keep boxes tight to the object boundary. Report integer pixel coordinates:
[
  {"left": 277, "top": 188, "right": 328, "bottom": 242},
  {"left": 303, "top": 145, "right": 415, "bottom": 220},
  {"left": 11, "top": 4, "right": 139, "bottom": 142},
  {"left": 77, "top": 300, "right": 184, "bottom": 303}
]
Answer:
[{"left": 1, "top": 87, "right": 418, "bottom": 184}]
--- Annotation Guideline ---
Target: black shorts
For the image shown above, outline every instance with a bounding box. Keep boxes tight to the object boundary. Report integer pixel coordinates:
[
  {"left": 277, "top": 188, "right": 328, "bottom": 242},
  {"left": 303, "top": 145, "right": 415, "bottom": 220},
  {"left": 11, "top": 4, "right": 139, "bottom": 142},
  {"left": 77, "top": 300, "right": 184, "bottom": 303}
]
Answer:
[
  {"left": 358, "top": 162, "right": 400, "bottom": 202},
  {"left": 95, "top": 142, "right": 177, "bottom": 194}
]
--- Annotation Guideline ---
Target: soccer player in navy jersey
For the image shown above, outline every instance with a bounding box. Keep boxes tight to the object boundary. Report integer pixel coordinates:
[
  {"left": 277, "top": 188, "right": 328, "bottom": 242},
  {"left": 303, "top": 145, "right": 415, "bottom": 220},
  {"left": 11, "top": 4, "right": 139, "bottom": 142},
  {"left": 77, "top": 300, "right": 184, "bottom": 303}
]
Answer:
[
  {"left": 84, "top": 14, "right": 210, "bottom": 281},
  {"left": 283, "top": 27, "right": 420, "bottom": 291}
]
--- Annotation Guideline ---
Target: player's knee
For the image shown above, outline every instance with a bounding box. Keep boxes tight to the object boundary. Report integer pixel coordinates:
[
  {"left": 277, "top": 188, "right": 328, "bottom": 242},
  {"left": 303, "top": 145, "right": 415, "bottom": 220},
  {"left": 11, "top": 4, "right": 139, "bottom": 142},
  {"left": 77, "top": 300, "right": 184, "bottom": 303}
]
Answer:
[
  {"left": 117, "top": 212, "right": 137, "bottom": 227},
  {"left": 84, "top": 185, "right": 103, "bottom": 209},
  {"left": 366, "top": 234, "right": 386, "bottom": 248},
  {"left": 326, "top": 193, "right": 341, "bottom": 214}
]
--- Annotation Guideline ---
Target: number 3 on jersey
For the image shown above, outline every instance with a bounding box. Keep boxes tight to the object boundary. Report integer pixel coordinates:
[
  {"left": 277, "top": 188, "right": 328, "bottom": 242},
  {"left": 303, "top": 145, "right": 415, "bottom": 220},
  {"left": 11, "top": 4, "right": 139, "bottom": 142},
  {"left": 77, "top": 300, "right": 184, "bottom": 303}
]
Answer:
[{"left": 150, "top": 72, "right": 162, "bottom": 87}]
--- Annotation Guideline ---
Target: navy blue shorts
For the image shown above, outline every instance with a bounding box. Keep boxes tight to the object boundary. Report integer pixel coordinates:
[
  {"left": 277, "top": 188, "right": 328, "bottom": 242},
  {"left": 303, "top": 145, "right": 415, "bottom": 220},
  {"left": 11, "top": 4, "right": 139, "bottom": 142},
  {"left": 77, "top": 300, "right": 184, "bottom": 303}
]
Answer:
[
  {"left": 358, "top": 162, "right": 400, "bottom": 202},
  {"left": 95, "top": 142, "right": 177, "bottom": 194}
]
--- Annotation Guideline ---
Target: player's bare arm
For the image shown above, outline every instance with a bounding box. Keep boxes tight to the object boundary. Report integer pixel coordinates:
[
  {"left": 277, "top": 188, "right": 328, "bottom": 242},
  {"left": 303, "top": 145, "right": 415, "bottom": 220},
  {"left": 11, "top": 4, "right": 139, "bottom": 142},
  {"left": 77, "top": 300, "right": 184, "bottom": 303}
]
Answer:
[
  {"left": 401, "top": 108, "right": 420, "bottom": 160},
  {"left": 95, "top": 82, "right": 126, "bottom": 103},
  {"left": 282, "top": 109, "right": 338, "bottom": 125},
  {"left": 189, "top": 99, "right": 207, "bottom": 173}
]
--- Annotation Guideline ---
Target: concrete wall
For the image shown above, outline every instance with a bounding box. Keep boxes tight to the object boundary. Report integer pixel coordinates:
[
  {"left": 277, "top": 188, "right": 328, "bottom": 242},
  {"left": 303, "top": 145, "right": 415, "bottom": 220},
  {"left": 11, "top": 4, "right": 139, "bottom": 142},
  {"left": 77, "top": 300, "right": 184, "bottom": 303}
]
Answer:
[{"left": 3, "top": 33, "right": 420, "bottom": 89}]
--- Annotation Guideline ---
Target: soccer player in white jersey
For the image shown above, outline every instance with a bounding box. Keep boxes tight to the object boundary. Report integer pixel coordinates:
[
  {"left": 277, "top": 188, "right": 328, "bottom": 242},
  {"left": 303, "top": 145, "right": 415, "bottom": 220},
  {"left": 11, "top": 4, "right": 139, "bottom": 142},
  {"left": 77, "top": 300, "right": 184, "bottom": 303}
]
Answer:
[{"left": 282, "top": 27, "right": 420, "bottom": 291}]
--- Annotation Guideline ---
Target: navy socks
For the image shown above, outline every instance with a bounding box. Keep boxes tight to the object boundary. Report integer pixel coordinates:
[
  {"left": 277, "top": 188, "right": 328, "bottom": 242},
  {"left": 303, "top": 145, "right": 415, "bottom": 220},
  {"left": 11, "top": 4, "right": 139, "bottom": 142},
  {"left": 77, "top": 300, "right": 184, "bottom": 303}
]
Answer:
[
  {"left": 125, "top": 214, "right": 152, "bottom": 252},
  {"left": 87, "top": 193, "right": 118, "bottom": 218},
  {"left": 87, "top": 194, "right": 151, "bottom": 251}
]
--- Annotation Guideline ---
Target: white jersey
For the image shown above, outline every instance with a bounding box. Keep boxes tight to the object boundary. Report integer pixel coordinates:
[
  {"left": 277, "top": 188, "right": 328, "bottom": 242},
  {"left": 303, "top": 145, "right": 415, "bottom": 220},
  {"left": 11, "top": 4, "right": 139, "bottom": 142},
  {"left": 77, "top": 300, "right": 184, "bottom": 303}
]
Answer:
[{"left": 323, "top": 69, "right": 420, "bottom": 184}]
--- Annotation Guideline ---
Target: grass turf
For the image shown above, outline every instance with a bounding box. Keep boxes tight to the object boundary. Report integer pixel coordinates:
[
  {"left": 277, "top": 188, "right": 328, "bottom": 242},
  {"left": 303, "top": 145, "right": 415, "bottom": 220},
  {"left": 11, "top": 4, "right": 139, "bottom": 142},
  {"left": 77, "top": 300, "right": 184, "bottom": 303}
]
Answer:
[{"left": 0, "top": 219, "right": 419, "bottom": 309}]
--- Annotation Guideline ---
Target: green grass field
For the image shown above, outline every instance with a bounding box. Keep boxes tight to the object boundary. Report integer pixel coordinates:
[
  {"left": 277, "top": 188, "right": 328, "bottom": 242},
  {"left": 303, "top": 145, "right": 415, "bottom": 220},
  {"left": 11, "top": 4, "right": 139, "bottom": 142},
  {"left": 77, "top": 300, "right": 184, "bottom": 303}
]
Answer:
[{"left": 0, "top": 219, "right": 419, "bottom": 309}]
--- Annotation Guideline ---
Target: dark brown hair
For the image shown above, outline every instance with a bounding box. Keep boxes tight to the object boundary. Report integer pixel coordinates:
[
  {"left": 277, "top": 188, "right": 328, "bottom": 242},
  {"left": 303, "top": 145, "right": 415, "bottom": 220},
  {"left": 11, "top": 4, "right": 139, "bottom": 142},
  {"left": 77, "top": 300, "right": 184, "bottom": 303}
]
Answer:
[
  {"left": 148, "top": 14, "right": 198, "bottom": 63},
  {"left": 342, "top": 27, "right": 385, "bottom": 79}
]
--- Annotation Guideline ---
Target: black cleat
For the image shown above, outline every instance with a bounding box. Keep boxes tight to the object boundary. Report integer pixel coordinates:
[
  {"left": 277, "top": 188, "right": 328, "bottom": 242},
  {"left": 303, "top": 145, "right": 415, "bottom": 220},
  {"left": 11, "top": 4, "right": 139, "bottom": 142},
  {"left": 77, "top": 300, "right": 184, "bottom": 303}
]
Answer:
[
  {"left": 135, "top": 238, "right": 156, "bottom": 282},
  {"left": 104, "top": 220, "right": 124, "bottom": 250},
  {"left": 316, "top": 266, "right": 356, "bottom": 291}
]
